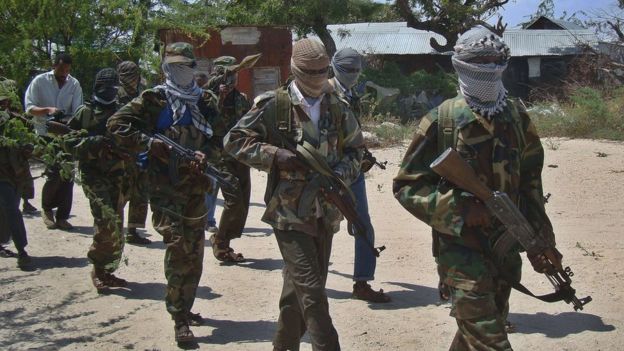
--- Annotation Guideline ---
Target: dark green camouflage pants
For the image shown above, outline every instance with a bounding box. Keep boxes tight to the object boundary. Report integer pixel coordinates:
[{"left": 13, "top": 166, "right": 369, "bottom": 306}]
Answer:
[
  {"left": 124, "top": 164, "right": 149, "bottom": 229},
  {"left": 438, "top": 238, "right": 521, "bottom": 351},
  {"left": 84, "top": 176, "right": 126, "bottom": 273},
  {"left": 273, "top": 225, "right": 340, "bottom": 351},
  {"left": 150, "top": 186, "right": 206, "bottom": 318}
]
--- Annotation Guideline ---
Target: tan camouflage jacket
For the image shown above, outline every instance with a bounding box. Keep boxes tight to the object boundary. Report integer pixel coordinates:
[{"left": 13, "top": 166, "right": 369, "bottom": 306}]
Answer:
[
  {"left": 106, "top": 87, "right": 223, "bottom": 196},
  {"left": 224, "top": 83, "right": 364, "bottom": 235},
  {"left": 393, "top": 95, "right": 555, "bottom": 248}
]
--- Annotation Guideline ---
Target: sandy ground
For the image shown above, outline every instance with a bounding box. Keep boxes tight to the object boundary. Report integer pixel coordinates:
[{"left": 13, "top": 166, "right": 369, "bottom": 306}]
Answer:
[{"left": 1, "top": 138, "right": 623, "bottom": 351}]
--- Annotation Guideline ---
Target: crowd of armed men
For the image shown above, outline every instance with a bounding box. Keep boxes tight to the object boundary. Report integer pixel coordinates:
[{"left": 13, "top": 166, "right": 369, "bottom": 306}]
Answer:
[{"left": 0, "top": 26, "right": 572, "bottom": 350}]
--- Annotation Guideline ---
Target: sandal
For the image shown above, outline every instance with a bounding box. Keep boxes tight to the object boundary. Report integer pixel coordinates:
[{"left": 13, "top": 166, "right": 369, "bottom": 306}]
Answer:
[
  {"left": 174, "top": 319, "right": 195, "bottom": 343},
  {"left": 91, "top": 270, "right": 109, "bottom": 292},
  {"left": 187, "top": 311, "right": 204, "bottom": 326},
  {"left": 210, "top": 234, "right": 245, "bottom": 263},
  {"left": 0, "top": 247, "right": 17, "bottom": 258},
  {"left": 103, "top": 273, "right": 128, "bottom": 287}
]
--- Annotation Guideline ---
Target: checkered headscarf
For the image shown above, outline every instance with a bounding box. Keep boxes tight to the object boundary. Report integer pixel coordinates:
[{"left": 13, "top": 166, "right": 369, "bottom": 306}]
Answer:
[
  {"left": 452, "top": 26, "right": 510, "bottom": 118},
  {"left": 160, "top": 62, "right": 213, "bottom": 137}
]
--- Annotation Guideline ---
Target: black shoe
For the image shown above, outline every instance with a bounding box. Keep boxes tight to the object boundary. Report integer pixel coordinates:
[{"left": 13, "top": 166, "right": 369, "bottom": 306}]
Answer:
[
  {"left": 126, "top": 233, "right": 152, "bottom": 245},
  {"left": 187, "top": 311, "right": 204, "bottom": 326},
  {"left": 0, "top": 246, "right": 17, "bottom": 258},
  {"left": 22, "top": 201, "right": 38, "bottom": 214},
  {"left": 17, "top": 251, "right": 33, "bottom": 270}
]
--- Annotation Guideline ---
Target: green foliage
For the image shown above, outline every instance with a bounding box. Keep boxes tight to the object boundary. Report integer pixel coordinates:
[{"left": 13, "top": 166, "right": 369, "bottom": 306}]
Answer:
[
  {"left": 530, "top": 87, "right": 624, "bottom": 140},
  {"left": 361, "top": 62, "right": 457, "bottom": 98},
  {"left": 0, "top": 0, "right": 225, "bottom": 95}
]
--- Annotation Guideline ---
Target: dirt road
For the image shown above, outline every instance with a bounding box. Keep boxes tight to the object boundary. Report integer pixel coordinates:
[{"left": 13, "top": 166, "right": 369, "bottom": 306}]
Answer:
[{"left": 1, "top": 138, "right": 622, "bottom": 350}]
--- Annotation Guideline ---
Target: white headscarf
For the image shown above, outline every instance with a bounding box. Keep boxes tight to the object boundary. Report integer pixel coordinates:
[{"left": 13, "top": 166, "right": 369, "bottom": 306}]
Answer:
[{"left": 452, "top": 26, "right": 511, "bottom": 118}]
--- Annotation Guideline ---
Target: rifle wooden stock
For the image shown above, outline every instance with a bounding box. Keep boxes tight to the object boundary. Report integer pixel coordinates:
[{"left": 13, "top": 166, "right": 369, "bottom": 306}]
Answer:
[
  {"left": 429, "top": 147, "right": 591, "bottom": 311},
  {"left": 429, "top": 148, "right": 492, "bottom": 202}
]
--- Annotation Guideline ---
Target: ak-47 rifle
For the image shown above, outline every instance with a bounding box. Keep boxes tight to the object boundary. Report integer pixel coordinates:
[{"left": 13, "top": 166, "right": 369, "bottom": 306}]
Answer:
[
  {"left": 150, "top": 132, "right": 237, "bottom": 193},
  {"left": 430, "top": 148, "right": 592, "bottom": 311},
  {"left": 295, "top": 141, "right": 386, "bottom": 257}
]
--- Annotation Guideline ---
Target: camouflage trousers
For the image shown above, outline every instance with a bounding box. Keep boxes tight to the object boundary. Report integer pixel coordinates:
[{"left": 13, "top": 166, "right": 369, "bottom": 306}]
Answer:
[
  {"left": 437, "top": 238, "right": 521, "bottom": 351},
  {"left": 150, "top": 185, "right": 206, "bottom": 318},
  {"left": 124, "top": 165, "right": 149, "bottom": 229},
  {"left": 273, "top": 224, "right": 340, "bottom": 351},
  {"left": 215, "top": 156, "right": 250, "bottom": 242},
  {"left": 84, "top": 177, "right": 126, "bottom": 273}
]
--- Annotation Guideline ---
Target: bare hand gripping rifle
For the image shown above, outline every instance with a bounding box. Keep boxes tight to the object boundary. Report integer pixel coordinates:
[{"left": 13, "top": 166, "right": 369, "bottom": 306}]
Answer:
[
  {"left": 150, "top": 132, "right": 238, "bottom": 193},
  {"left": 296, "top": 141, "right": 386, "bottom": 257},
  {"left": 430, "top": 148, "right": 591, "bottom": 311}
]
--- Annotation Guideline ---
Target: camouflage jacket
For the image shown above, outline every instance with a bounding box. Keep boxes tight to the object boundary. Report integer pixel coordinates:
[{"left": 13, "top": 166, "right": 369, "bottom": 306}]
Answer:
[
  {"left": 393, "top": 95, "right": 555, "bottom": 248},
  {"left": 106, "top": 87, "right": 223, "bottom": 196},
  {"left": 224, "top": 82, "right": 364, "bottom": 235},
  {"left": 65, "top": 102, "right": 125, "bottom": 179},
  {"left": 219, "top": 89, "right": 251, "bottom": 131},
  {"left": 116, "top": 85, "right": 141, "bottom": 106},
  {"left": 328, "top": 77, "right": 361, "bottom": 120}
]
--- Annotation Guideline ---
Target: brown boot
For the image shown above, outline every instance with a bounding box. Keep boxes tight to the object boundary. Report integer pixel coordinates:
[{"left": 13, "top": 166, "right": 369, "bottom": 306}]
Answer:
[{"left": 352, "top": 281, "right": 391, "bottom": 303}]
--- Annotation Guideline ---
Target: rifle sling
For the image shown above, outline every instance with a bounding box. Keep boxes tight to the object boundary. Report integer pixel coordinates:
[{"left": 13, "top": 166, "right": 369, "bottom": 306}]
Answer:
[
  {"left": 438, "top": 231, "right": 570, "bottom": 304},
  {"left": 296, "top": 141, "right": 380, "bottom": 256}
]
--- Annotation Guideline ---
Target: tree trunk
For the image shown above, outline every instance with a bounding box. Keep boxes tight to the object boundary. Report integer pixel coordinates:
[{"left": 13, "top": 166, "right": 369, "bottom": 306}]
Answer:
[{"left": 313, "top": 24, "right": 337, "bottom": 58}]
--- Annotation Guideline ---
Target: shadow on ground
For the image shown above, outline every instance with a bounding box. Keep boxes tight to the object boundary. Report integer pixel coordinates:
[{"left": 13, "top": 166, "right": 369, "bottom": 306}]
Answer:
[
  {"left": 107, "top": 281, "right": 221, "bottom": 302},
  {"left": 327, "top": 271, "right": 442, "bottom": 309},
  {"left": 0, "top": 289, "right": 131, "bottom": 349},
  {"left": 194, "top": 317, "right": 276, "bottom": 345},
  {"left": 236, "top": 258, "right": 283, "bottom": 271},
  {"left": 30, "top": 255, "right": 89, "bottom": 270},
  {"left": 510, "top": 311, "right": 616, "bottom": 337}
]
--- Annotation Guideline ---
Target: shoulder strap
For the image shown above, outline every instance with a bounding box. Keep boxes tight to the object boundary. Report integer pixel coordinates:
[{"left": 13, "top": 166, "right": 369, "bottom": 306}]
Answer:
[
  {"left": 274, "top": 87, "right": 292, "bottom": 141},
  {"left": 329, "top": 94, "right": 344, "bottom": 157},
  {"left": 437, "top": 99, "right": 456, "bottom": 156}
]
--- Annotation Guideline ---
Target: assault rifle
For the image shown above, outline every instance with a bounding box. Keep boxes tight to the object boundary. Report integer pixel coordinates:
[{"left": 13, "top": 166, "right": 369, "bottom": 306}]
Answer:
[
  {"left": 150, "top": 132, "right": 237, "bottom": 193},
  {"left": 296, "top": 141, "right": 386, "bottom": 257},
  {"left": 430, "top": 148, "right": 592, "bottom": 311},
  {"left": 361, "top": 147, "right": 387, "bottom": 172}
]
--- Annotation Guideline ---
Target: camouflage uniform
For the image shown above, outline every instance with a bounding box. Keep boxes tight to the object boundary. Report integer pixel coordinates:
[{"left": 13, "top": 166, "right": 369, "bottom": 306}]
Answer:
[
  {"left": 393, "top": 95, "right": 554, "bottom": 350},
  {"left": 206, "top": 57, "right": 253, "bottom": 253},
  {"left": 107, "top": 52, "right": 223, "bottom": 319},
  {"left": 65, "top": 102, "right": 127, "bottom": 273},
  {"left": 224, "top": 82, "right": 364, "bottom": 350},
  {"left": 116, "top": 76, "right": 149, "bottom": 232}
]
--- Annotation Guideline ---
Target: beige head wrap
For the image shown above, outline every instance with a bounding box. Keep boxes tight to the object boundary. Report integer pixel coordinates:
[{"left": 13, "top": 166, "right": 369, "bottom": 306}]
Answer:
[{"left": 291, "top": 39, "right": 330, "bottom": 98}]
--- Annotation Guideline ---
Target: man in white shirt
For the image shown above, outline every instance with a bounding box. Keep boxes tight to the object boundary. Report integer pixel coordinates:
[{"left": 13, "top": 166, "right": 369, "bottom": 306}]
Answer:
[{"left": 24, "top": 53, "right": 83, "bottom": 230}]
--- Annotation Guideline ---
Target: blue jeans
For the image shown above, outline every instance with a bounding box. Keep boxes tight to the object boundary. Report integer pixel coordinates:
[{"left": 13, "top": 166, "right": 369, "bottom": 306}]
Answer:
[
  {"left": 351, "top": 173, "right": 376, "bottom": 281},
  {"left": 204, "top": 177, "right": 219, "bottom": 227},
  {"left": 0, "top": 181, "right": 28, "bottom": 252}
]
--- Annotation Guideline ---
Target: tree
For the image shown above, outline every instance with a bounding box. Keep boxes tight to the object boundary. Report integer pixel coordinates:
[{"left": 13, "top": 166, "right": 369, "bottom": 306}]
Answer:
[
  {"left": 226, "top": 0, "right": 396, "bottom": 57},
  {"left": 394, "top": 0, "right": 509, "bottom": 52},
  {"left": 0, "top": 0, "right": 225, "bottom": 94}
]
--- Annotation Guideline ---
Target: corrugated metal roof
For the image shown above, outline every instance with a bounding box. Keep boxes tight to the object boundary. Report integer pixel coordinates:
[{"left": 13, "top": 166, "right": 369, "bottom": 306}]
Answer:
[{"left": 321, "top": 22, "right": 598, "bottom": 57}]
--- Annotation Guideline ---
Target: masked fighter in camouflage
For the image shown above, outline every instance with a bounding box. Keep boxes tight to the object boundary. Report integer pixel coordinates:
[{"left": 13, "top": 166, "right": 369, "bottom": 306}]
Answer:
[
  {"left": 205, "top": 56, "right": 252, "bottom": 262},
  {"left": 393, "top": 27, "right": 562, "bottom": 350},
  {"left": 225, "top": 38, "right": 363, "bottom": 351},
  {"left": 116, "top": 61, "right": 151, "bottom": 245},
  {"left": 63, "top": 68, "right": 129, "bottom": 290},
  {"left": 107, "top": 42, "right": 223, "bottom": 344}
]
